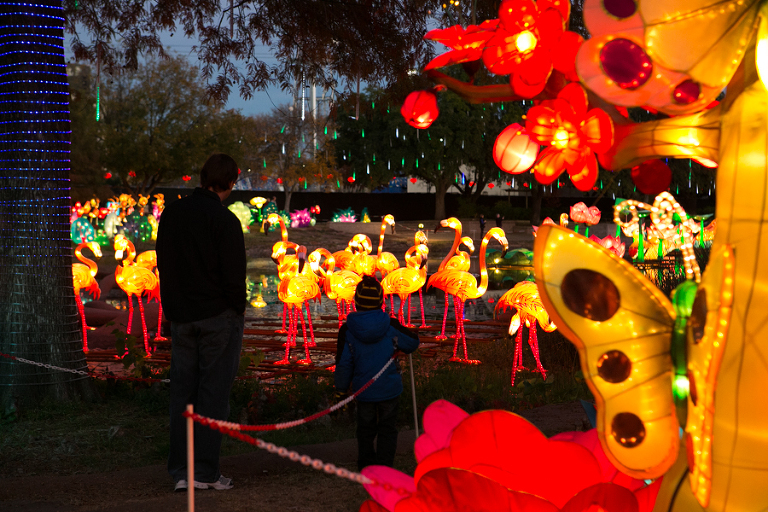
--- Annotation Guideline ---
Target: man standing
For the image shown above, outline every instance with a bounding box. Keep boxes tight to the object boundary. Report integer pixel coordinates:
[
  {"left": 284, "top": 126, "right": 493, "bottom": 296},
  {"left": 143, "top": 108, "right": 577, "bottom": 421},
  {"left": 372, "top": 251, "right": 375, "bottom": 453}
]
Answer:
[
  {"left": 479, "top": 214, "right": 486, "bottom": 237},
  {"left": 495, "top": 213, "right": 504, "bottom": 229},
  {"left": 156, "top": 153, "right": 246, "bottom": 492}
]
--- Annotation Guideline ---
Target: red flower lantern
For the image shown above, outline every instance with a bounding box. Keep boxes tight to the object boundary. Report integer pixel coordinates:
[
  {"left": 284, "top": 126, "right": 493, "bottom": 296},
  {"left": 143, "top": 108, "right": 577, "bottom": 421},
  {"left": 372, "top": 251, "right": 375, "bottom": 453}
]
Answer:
[
  {"left": 347, "top": 176, "right": 355, "bottom": 183},
  {"left": 128, "top": 171, "right": 136, "bottom": 177},
  {"left": 276, "top": 178, "right": 283, "bottom": 184},
  {"left": 481, "top": 0, "right": 583, "bottom": 97},
  {"left": 526, "top": 83, "right": 614, "bottom": 191},
  {"left": 261, "top": 175, "right": 269, "bottom": 181},
  {"left": 401, "top": 90, "right": 439, "bottom": 129},
  {"left": 493, "top": 123, "right": 539, "bottom": 175},
  {"left": 104, "top": 172, "right": 112, "bottom": 179},
  {"left": 631, "top": 160, "right": 672, "bottom": 195},
  {"left": 410, "top": 178, "right": 418, "bottom": 184},
  {"left": 424, "top": 20, "right": 499, "bottom": 70},
  {"left": 181, "top": 175, "right": 191, "bottom": 182},
  {"left": 488, "top": 183, "right": 495, "bottom": 189}
]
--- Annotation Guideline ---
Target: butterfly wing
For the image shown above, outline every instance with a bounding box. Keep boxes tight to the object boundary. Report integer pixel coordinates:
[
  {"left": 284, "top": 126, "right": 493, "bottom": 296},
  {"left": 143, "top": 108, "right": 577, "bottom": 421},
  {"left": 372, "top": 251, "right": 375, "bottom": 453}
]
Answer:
[
  {"left": 641, "top": 0, "right": 760, "bottom": 88},
  {"left": 533, "top": 225, "right": 679, "bottom": 479}
]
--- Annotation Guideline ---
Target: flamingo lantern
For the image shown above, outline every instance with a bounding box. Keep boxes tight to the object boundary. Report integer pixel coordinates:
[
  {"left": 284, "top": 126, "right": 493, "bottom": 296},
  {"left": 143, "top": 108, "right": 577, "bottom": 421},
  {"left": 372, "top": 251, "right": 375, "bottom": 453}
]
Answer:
[
  {"left": 427, "top": 217, "right": 474, "bottom": 340},
  {"left": 333, "top": 234, "right": 372, "bottom": 271},
  {"left": 381, "top": 244, "right": 429, "bottom": 328},
  {"left": 114, "top": 235, "right": 158, "bottom": 354},
  {"left": 349, "top": 234, "right": 378, "bottom": 277},
  {"left": 309, "top": 248, "right": 361, "bottom": 329},
  {"left": 428, "top": 228, "right": 508, "bottom": 364},
  {"left": 274, "top": 246, "right": 322, "bottom": 365},
  {"left": 135, "top": 249, "right": 166, "bottom": 341},
  {"left": 494, "top": 281, "right": 556, "bottom": 385},
  {"left": 374, "top": 214, "right": 400, "bottom": 277},
  {"left": 72, "top": 241, "right": 102, "bottom": 353},
  {"left": 267, "top": 213, "right": 300, "bottom": 334},
  {"left": 407, "top": 230, "right": 430, "bottom": 327}
]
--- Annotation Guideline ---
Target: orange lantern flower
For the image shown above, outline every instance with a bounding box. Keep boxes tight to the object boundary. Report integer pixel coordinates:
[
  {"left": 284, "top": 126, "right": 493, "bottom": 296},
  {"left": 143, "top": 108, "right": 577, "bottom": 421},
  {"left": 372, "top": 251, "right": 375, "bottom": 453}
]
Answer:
[
  {"left": 493, "top": 123, "right": 539, "bottom": 174},
  {"left": 424, "top": 20, "right": 500, "bottom": 70},
  {"left": 401, "top": 90, "right": 439, "bottom": 129},
  {"left": 570, "top": 202, "right": 601, "bottom": 225},
  {"left": 481, "top": 0, "right": 582, "bottom": 97},
  {"left": 526, "top": 83, "right": 614, "bottom": 191}
]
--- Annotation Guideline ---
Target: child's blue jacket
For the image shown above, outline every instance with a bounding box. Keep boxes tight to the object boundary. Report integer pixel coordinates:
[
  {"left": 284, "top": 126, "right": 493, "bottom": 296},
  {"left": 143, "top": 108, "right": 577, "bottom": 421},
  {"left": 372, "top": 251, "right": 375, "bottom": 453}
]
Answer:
[{"left": 334, "top": 309, "right": 420, "bottom": 402}]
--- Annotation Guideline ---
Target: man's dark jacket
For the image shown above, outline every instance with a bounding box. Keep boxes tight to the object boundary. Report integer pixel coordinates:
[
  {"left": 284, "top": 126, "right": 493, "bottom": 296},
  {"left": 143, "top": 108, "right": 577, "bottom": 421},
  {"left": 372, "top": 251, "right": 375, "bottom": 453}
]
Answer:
[{"left": 156, "top": 187, "right": 246, "bottom": 323}]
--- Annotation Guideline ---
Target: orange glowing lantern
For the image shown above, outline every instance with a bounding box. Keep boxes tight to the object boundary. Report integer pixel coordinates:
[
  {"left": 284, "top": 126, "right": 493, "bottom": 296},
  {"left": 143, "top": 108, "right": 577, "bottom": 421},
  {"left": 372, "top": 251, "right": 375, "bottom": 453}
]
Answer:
[
  {"left": 493, "top": 123, "right": 539, "bottom": 175},
  {"left": 401, "top": 90, "right": 439, "bottom": 129}
]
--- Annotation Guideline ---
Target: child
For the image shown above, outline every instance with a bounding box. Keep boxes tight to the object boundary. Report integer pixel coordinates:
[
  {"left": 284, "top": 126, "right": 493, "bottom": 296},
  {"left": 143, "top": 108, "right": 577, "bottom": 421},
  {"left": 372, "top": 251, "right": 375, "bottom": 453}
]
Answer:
[{"left": 334, "top": 276, "right": 420, "bottom": 470}]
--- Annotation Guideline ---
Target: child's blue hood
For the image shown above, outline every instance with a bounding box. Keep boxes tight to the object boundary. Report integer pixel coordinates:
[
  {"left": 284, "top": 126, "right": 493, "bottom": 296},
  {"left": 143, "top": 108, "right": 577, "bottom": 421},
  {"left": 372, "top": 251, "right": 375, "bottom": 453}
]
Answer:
[{"left": 346, "top": 309, "right": 391, "bottom": 343}]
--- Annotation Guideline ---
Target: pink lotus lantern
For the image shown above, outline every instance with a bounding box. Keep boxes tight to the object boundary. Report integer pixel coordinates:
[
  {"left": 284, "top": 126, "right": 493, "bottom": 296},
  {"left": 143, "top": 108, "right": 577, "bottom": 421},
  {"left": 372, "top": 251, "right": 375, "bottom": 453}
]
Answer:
[
  {"left": 570, "top": 202, "right": 601, "bottom": 236},
  {"left": 589, "top": 235, "right": 626, "bottom": 258}
]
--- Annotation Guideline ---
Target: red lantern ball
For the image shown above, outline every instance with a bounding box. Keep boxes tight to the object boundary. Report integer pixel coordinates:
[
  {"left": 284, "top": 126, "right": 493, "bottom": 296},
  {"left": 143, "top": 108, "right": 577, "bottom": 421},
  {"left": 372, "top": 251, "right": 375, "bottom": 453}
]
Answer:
[
  {"left": 493, "top": 123, "right": 539, "bottom": 174},
  {"left": 401, "top": 90, "right": 439, "bottom": 129},
  {"left": 104, "top": 172, "right": 112, "bottom": 179},
  {"left": 630, "top": 160, "right": 672, "bottom": 195},
  {"left": 182, "top": 175, "right": 191, "bottom": 182},
  {"left": 410, "top": 177, "right": 418, "bottom": 184},
  {"left": 347, "top": 176, "right": 355, "bottom": 183},
  {"left": 488, "top": 183, "right": 495, "bottom": 189}
]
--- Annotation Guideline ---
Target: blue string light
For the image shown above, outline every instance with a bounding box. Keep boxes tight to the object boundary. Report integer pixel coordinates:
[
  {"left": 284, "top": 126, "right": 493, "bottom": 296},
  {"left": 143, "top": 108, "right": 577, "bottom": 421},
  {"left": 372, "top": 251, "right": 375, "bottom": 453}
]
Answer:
[
  {"left": 0, "top": 2, "right": 64, "bottom": 9},
  {"left": 0, "top": 70, "right": 68, "bottom": 78},
  {"left": 0, "top": 12, "right": 65, "bottom": 21},
  {"left": 0, "top": 41, "right": 65, "bottom": 49}
]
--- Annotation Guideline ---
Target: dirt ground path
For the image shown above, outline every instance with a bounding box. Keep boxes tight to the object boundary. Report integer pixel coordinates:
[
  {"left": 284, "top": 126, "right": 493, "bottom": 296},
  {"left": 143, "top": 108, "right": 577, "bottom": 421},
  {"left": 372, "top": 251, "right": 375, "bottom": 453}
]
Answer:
[{"left": 0, "top": 402, "right": 589, "bottom": 512}]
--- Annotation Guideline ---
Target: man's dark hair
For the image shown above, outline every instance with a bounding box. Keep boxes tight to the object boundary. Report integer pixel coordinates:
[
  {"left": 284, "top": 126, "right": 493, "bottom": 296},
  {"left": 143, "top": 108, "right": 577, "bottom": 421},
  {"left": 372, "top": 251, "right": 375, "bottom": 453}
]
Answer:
[{"left": 200, "top": 153, "right": 239, "bottom": 192}]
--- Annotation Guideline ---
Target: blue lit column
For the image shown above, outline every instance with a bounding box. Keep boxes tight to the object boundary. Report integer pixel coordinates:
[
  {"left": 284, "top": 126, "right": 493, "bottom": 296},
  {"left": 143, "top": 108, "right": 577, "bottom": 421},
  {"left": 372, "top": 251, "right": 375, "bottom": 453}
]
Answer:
[{"left": 0, "top": 0, "right": 89, "bottom": 406}]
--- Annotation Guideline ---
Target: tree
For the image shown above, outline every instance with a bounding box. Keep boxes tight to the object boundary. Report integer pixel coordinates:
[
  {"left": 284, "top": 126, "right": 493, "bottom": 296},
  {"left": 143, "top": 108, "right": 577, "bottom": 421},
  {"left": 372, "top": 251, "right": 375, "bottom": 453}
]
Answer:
[
  {"left": 63, "top": 0, "right": 438, "bottom": 104},
  {"left": 334, "top": 87, "right": 524, "bottom": 219},
  {"left": 99, "top": 56, "right": 234, "bottom": 195},
  {"left": 0, "top": 1, "right": 94, "bottom": 412},
  {"left": 260, "top": 106, "right": 338, "bottom": 212}
]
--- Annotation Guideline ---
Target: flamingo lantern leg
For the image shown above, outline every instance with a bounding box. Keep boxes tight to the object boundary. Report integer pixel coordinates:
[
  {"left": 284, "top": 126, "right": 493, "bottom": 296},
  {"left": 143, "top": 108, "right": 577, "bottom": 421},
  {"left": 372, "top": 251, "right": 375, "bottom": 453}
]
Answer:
[
  {"left": 336, "top": 301, "right": 343, "bottom": 329},
  {"left": 436, "top": 292, "right": 450, "bottom": 340},
  {"left": 511, "top": 327, "right": 525, "bottom": 386},
  {"left": 305, "top": 302, "right": 316, "bottom": 348},
  {"left": 296, "top": 306, "right": 312, "bottom": 365},
  {"left": 406, "top": 295, "right": 414, "bottom": 328},
  {"left": 137, "top": 296, "right": 150, "bottom": 354},
  {"left": 528, "top": 325, "right": 546, "bottom": 380},
  {"left": 276, "top": 303, "right": 288, "bottom": 334},
  {"left": 153, "top": 303, "right": 167, "bottom": 342},
  {"left": 419, "top": 288, "right": 427, "bottom": 329},
  {"left": 274, "top": 307, "right": 296, "bottom": 365},
  {"left": 75, "top": 294, "right": 89, "bottom": 353}
]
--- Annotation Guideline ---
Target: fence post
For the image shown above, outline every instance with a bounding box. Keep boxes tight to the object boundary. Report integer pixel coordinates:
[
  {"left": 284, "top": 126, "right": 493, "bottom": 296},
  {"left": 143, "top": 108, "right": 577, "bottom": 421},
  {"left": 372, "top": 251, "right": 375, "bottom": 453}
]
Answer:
[
  {"left": 409, "top": 353, "right": 419, "bottom": 437},
  {"left": 187, "top": 404, "right": 195, "bottom": 512}
]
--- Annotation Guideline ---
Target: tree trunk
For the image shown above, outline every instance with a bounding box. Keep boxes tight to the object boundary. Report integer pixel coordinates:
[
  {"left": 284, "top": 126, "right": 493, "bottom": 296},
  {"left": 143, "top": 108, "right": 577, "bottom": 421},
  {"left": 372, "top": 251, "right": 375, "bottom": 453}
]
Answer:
[
  {"left": 0, "top": 1, "right": 94, "bottom": 413},
  {"left": 283, "top": 187, "right": 293, "bottom": 213},
  {"left": 434, "top": 181, "right": 450, "bottom": 220},
  {"left": 530, "top": 182, "right": 545, "bottom": 225}
]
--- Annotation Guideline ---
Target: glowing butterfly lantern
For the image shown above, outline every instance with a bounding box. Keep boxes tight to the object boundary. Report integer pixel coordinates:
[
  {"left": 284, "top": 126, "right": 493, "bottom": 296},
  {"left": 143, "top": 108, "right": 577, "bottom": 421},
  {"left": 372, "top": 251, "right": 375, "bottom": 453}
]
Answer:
[
  {"left": 359, "top": 400, "right": 661, "bottom": 512},
  {"left": 493, "top": 123, "right": 539, "bottom": 175},
  {"left": 630, "top": 160, "right": 672, "bottom": 195},
  {"left": 401, "top": 89, "right": 440, "bottom": 129}
]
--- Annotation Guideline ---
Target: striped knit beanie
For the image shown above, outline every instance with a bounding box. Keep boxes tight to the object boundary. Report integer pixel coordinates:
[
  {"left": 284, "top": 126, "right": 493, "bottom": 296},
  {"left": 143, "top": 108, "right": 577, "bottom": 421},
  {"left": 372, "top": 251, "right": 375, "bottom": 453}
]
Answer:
[{"left": 354, "top": 275, "right": 383, "bottom": 310}]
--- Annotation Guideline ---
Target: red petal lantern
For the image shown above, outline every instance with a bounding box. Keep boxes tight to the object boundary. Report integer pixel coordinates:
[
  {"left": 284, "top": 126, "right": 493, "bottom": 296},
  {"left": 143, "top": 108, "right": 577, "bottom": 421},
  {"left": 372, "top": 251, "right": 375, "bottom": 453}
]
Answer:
[
  {"left": 276, "top": 178, "right": 283, "bottom": 184},
  {"left": 104, "top": 172, "right": 112, "bottom": 179},
  {"left": 348, "top": 176, "right": 355, "bottom": 183},
  {"left": 182, "top": 175, "right": 191, "bottom": 182},
  {"left": 488, "top": 183, "right": 495, "bottom": 188},
  {"left": 410, "top": 178, "right": 418, "bottom": 184},
  {"left": 493, "top": 123, "right": 540, "bottom": 174},
  {"left": 401, "top": 90, "right": 439, "bottom": 129},
  {"left": 630, "top": 160, "right": 672, "bottom": 195}
]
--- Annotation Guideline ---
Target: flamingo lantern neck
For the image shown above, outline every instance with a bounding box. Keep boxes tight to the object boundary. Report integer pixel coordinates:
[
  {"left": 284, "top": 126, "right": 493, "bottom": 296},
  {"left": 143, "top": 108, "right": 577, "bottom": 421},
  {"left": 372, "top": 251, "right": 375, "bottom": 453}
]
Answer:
[
  {"left": 473, "top": 227, "right": 508, "bottom": 298},
  {"left": 75, "top": 241, "right": 101, "bottom": 276},
  {"left": 377, "top": 214, "right": 395, "bottom": 256},
  {"left": 114, "top": 235, "right": 136, "bottom": 264},
  {"left": 437, "top": 217, "right": 463, "bottom": 271},
  {"left": 267, "top": 213, "right": 289, "bottom": 242}
]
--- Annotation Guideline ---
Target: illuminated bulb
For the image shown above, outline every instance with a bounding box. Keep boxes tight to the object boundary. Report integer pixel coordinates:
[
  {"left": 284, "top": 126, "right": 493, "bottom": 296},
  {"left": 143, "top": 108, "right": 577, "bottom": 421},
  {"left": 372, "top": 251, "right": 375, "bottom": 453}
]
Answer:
[
  {"left": 553, "top": 128, "right": 570, "bottom": 148},
  {"left": 515, "top": 30, "right": 538, "bottom": 53}
]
